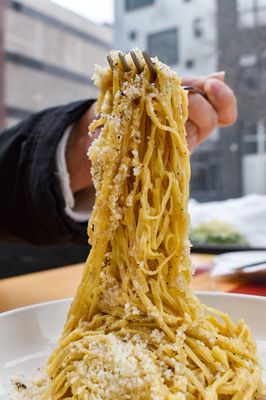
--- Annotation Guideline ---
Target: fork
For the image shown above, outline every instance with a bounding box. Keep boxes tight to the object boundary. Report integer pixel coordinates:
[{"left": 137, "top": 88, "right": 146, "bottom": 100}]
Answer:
[
  {"left": 232, "top": 259, "right": 266, "bottom": 271},
  {"left": 107, "top": 50, "right": 206, "bottom": 98}
]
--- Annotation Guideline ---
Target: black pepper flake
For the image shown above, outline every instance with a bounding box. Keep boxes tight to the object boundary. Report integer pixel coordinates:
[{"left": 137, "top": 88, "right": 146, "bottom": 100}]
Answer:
[
  {"left": 133, "top": 98, "right": 140, "bottom": 106},
  {"left": 15, "top": 382, "right": 27, "bottom": 391}
]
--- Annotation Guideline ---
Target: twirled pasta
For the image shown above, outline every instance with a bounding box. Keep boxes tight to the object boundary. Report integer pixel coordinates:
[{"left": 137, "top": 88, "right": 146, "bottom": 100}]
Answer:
[{"left": 44, "top": 51, "right": 264, "bottom": 400}]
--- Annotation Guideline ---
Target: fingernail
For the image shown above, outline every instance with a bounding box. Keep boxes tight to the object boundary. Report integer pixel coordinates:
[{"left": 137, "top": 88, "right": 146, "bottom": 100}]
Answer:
[
  {"left": 216, "top": 71, "right": 226, "bottom": 79},
  {"left": 210, "top": 71, "right": 226, "bottom": 81}
]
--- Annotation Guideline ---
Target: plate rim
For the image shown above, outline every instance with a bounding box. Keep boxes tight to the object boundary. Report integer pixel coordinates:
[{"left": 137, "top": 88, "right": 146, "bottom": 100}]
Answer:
[{"left": 1, "top": 291, "right": 266, "bottom": 319}]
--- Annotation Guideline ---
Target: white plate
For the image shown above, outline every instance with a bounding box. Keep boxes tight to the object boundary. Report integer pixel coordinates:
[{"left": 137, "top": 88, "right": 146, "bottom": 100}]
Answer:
[
  {"left": 212, "top": 250, "right": 266, "bottom": 278},
  {"left": 216, "top": 251, "right": 266, "bottom": 261},
  {"left": 0, "top": 293, "right": 266, "bottom": 398}
]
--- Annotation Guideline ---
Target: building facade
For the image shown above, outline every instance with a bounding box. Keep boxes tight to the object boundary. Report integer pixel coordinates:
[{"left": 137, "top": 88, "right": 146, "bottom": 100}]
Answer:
[
  {"left": 1, "top": 0, "right": 113, "bottom": 129},
  {"left": 218, "top": 0, "right": 266, "bottom": 198},
  {"left": 115, "top": 0, "right": 266, "bottom": 200},
  {"left": 115, "top": 0, "right": 217, "bottom": 76},
  {"left": 115, "top": 0, "right": 221, "bottom": 201}
]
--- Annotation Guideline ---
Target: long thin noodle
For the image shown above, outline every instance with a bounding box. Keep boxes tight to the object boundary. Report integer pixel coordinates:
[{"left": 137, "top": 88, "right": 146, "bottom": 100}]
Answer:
[{"left": 44, "top": 51, "right": 264, "bottom": 400}]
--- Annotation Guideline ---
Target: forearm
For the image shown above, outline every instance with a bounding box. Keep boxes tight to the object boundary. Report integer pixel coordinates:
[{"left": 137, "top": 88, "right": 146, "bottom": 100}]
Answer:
[{"left": 0, "top": 99, "right": 95, "bottom": 245}]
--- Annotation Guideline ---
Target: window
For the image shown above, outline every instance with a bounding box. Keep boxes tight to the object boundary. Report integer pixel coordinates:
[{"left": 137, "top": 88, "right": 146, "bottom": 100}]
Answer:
[
  {"left": 243, "top": 122, "right": 257, "bottom": 156},
  {"left": 190, "top": 165, "right": 208, "bottom": 192},
  {"left": 237, "top": 0, "right": 254, "bottom": 13},
  {"left": 239, "top": 52, "right": 266, "bottom": 90},
  {"left": 125, "top": 0, "right": 154, "bottom": 11},
  {"left": 243, "top": 140, "right": 258, "bottom": 154},
  {"left": 239, "top": 10, "right": 256, "bottom": 27},
  {"left": 185, "top": 59, "right": 194, "bottom": 68},
  {"left": 190, "top": 157, "right": 218, "bottom": 194},
  {"left": 129, "top": 31, "right": 137, "bottom": 40},
  {"left": 239, "top": 54, "right": 259, "bottom": 89},
  {"left": 243, "top": 120, "right": 266, "bottom": 155},
  {"left": 193, "top": 17, "right": 203, "bottom": 37},
  {"left": 257, "top": 7, "right": 266, "bottom": 24},
  {"left": 10, "top": 0, "right": 23, "bottom": 11},
  {"left": 147, "top": 28, "right": 178, "bottom": 66},
  {"left": 237, "top": 0, "right": 266, "bottom": 28},
  {"left": 260, "top": 51, "right": 266, "bottom": 88}
]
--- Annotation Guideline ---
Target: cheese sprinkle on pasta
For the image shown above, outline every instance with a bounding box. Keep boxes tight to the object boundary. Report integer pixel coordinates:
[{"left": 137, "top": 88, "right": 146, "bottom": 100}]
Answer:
[{"left": 44, "top": 51, "right": 264, "bottom": 400}]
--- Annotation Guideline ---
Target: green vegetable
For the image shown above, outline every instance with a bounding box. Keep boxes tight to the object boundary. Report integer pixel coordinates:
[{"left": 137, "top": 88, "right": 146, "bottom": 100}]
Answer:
[{"left": 190, "top": 220, "right": 248, "bottom": 246}]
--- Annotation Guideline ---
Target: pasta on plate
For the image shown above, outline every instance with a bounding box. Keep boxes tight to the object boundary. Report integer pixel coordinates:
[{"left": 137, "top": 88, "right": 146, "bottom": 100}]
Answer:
[{"left": 44, "top": 51, "right": 264, "bottom": 400}]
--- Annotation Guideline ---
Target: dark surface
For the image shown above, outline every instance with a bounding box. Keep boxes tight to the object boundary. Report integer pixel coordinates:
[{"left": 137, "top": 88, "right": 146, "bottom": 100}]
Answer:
[
  {"left": 191, "top": 244, "right": 266, "bottom": 254},
  {"left": 0, "top": 243, "right": 89, "bottom": 279},
  {"left": 0, "top": 1, "right": 4, "bottom": 130}
]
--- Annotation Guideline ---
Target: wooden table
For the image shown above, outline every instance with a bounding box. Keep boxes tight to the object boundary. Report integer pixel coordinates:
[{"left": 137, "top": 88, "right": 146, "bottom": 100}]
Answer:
[{"left": 0, "top": 255, "right": 265, "bottom": 313}]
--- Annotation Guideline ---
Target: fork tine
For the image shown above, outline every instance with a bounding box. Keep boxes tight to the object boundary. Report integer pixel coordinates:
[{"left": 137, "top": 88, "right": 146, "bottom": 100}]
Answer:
[
  {"left": 142, "top": 50, "right": 157, "bottom": 81},
  {"left": 118, "top": 52, "right": 131, "bottom": 72},
  {"left": 107, "top": 55, "right": 114, "bottom": 70},
  {"left": 130, "top": 50, "right": 144, "bottom": 74},
  {"left": 108, "top": 53, "right": 206, "bottom": 97}
]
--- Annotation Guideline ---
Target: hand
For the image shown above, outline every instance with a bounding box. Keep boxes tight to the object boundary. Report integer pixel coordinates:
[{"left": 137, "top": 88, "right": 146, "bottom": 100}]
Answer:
[
  {"left": 182, "top": 72, "right": 238, "bottom": 151},
  {"left": 67, "top": 73, "right": 237, "bottom": 193}
]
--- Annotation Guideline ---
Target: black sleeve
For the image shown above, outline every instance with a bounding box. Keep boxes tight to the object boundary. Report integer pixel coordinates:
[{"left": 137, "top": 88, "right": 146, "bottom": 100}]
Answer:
[{"left": 0, "top": 99, "right": 95, "bottom": 246}]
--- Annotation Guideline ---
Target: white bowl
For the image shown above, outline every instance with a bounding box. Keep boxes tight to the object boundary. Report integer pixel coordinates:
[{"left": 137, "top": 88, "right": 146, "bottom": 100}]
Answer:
[{"left": 0, "top": 293, "right": 265, "bottom": 398}]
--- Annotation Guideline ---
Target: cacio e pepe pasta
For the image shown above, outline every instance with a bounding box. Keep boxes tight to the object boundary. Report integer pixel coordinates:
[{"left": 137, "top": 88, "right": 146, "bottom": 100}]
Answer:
[{"left": 45, "top": 51, "right": 264, "bottom": 400}]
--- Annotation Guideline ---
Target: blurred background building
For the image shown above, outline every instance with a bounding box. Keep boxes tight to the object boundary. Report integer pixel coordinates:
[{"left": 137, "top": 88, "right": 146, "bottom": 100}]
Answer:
[
  {"left": 115, "top": 0, "right": 217, "bottom": 76},
  {"left": 0, "top": 0, "right": 113, "bottom": 277},
  {"left": 115, "top": 0, "right": 220, "bottom": 202},
  {"left": 115, "top": 0, "right": 266, "bottom": 201},
  {"left": 218, "top": 0, "right": 266, "bottom": 198},
  {"left": 2, "top": 0, "right": 266, "bottom": 203},
  {"left": 0, "top": 0, "right": 112, "bottom": 129}
]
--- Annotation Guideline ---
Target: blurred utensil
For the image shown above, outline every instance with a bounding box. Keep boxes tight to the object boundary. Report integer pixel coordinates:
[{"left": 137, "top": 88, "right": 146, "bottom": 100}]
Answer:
[
  {"left": 233, "top": 259, "right": 266, "bottom": 271},
  {"left": 212, "top": 251, "right": 266, "bottom": 279}
]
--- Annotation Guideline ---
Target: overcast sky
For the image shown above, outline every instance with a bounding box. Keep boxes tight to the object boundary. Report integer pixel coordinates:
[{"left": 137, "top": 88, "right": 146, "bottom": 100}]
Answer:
[{"left": 51, "top": 0, "right": 114, "bottom": 24}]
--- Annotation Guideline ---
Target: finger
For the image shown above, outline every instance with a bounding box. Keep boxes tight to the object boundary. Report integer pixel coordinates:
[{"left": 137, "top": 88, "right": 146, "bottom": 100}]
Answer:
[
  {"left": 188, "top": 93, "right": 218, "bottom": 144},
  {"left": 186, "top": 121, "right": 199, "bottom": 152},
  {"left": 204, "top": 78, "right": 238, "bottom": 126},
  {"left": 182, "top": 71, "right": 225, "bottom": 89},
  {"left": 208, "top": 71, "right": 225, "bottom": 82},
  {"left": 182, "top": 76, "right": 206, "bottom": 90}
]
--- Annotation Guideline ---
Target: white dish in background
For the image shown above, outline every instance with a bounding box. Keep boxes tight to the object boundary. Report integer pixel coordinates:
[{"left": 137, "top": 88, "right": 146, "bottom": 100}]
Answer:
[
  {"left": 0, "top": 293, "right": 266, "bottom": 399},
  {"left": 212, "top": 250, "right": 266, "bottom": 278}
]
